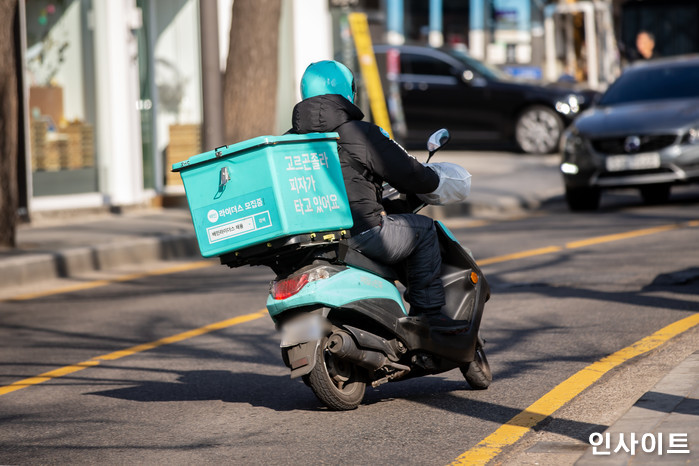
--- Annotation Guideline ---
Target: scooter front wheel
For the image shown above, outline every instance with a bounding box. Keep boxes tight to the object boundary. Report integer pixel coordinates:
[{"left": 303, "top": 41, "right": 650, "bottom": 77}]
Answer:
[
  {"left": 303, "top": 336, "right": 367, "bottom": 410},
  {"left": 461, "top": 345, "right": 492, "bottom": 390}
]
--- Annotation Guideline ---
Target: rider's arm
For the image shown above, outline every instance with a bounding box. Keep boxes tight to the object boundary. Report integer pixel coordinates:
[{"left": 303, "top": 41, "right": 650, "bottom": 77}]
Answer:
[{"left": 366, "top": 125, "right": 439, "bottom": 194}]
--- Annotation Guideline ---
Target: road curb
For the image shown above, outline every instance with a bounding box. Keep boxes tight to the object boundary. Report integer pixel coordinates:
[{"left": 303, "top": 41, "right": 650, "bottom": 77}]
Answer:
[{"left": 0, "top": 234, "right": 200, "bottom": 290}]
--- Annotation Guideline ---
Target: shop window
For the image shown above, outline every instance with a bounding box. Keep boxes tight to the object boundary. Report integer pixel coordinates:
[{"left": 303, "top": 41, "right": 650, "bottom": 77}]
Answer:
[
  {"left": 25, "top": 0, "right": 98, "bottom": 196},
  {"left": 152, "top": 0, "right": 203, "bottom": 190}
]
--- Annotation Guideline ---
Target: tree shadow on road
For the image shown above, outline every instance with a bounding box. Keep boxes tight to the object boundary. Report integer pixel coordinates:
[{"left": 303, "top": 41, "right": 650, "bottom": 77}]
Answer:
[
  {"left": 87, "top": 369, "right": 320, "bottom": 411},
  {"left": 485, "top": 251, "right": 699, "bottom": 313},
  {"left": 85, "top": 366, "right": 608, "bottom": 444},
  {"left": 415, "top": 392, "right": 609, "bottom": 444},
  {"left": 362, "top": 377, "right": 609, "bottom": 444}
]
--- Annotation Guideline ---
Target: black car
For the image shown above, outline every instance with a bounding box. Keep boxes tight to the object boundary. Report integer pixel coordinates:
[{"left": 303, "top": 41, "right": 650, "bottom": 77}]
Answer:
[
  {"left": 560, "top": 55, "right": 699, "bottom": 211},
  {"left": 371, "top": 45, "right": 597, "bottom": 153}
]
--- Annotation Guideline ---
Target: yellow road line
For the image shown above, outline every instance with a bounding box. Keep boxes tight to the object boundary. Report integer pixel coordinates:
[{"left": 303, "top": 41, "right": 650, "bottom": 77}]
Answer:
[
  {"left": 450, "top": 313, "right": 699, "bottom": 465},
  {"left": 478, "top": 246, "right": 563, "bottom": 266},
  {"left": 6, "top": 260, "right": 214, "bottom": 301},
  {"left": 565, "top": 224, "right": 681, "bottom": 249},
  {"left": 1, "top": 219, "right": 696, "bottom": 403},
  {"left": 0, "top": 309, "right": 268, "bottom": 397},
  {"left": 0, "top": 360, "right": 101, "bottom": 397},
  {"left": 94, "top": 311, "right": 268, "bottom": 361},
  {"left": 6, "top": 220, "right": 695, "bottom": 302},
  {"left": 478, "top": 220, "right": 697, "bottom": 266}
]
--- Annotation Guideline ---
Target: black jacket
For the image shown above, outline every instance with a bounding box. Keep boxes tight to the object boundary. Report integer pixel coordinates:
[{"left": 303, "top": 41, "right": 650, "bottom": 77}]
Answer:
[{"left": 291, "top": 94, "right": 439, "bottom": 234}]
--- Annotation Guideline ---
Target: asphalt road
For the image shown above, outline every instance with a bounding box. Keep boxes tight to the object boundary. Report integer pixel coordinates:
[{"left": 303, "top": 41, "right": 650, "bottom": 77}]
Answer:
[{"left": 1, "top": 188, "right": 698, "bottom": 465}]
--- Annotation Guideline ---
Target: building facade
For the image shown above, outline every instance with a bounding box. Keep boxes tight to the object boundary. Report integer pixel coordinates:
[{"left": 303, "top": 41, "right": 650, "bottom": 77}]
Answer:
[
  {"left": 18, "top": 0, "right": 332, "bottom": 218},
  {"left": 16, "top": 0, "right": 699, "bottom": 218}
]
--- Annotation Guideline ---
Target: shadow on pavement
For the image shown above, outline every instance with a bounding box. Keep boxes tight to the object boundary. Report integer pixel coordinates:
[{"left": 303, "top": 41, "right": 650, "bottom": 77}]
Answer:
[
  {"left": 85, "top": 366, "right": 607, "bottom": 444},
  {"left": 87, "top": 370, "right": 319, "bottom": 411}
]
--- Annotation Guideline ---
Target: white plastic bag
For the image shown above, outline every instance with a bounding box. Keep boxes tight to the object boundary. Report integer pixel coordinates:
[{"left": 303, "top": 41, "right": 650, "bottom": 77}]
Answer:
[{"left": 416, "top": 162, "right": 472, "bottom": 205}]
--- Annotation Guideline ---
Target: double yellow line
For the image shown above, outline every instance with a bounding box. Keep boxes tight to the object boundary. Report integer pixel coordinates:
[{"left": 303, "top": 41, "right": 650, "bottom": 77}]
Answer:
[{"left": 1, "top": 219, "right": 698, "bottom": 465}]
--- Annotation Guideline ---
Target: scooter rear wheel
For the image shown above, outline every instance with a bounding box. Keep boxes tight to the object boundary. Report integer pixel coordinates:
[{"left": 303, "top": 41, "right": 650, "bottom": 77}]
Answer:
[
  {"left": 461, "top": 345, "right": 492, "bottom": 390},
  {"left": 303, "top": 336, "right": 367, "bottom": 410}
]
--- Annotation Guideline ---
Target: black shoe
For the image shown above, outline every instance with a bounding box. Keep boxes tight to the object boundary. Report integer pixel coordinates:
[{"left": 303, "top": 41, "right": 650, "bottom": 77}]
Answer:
[
  {"left": 409, "top": 306, "right": 470, "bottom": 331},
  {"left": 408, "top": 306, "right": 432, "bottom": 317},
  {"left": 426, "top": 314, "right": 470, "bottom": 331}
]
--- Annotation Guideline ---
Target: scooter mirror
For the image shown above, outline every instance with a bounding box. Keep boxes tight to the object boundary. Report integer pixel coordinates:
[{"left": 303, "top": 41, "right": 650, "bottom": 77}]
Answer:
[{"left": 427, "top": 128, "right": 451, "bottom": 154}]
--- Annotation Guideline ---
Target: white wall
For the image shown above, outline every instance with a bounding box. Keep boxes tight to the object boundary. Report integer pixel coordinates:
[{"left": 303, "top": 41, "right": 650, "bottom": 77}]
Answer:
[
  {"left": 93, "top": 0, "right": 144, "bottom": 206},
  {"left": 292, "top": 0, "right": 333, "bottom": 102},
  {"left": 275, "top": 0, "right": 333, "bottom": 133}
]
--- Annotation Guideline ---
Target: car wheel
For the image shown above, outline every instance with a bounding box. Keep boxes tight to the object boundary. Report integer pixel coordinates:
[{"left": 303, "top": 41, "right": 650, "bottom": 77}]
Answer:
[
  {"left": 515, "top": 105, "right": 564, "bottom": 154},
  {"left": 640, "top": 184, "right": 671, "bottom": 205},
  {"left": 565, "top": 186, "right": 601, "bottom": 211}
]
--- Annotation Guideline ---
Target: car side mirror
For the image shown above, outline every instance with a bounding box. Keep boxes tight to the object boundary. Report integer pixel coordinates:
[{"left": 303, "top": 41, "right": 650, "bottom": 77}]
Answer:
[
  {"left": 427, "top": 128, "right": 451, "bottom": 161},
  {"left": 461, "top": 70, "right": 487, "bottom": 87}
]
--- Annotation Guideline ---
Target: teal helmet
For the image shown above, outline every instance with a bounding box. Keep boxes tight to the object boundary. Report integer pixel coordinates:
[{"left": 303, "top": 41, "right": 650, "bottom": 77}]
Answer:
[{"left": 300, "top": 60, "right": 356, "bottom": 104}]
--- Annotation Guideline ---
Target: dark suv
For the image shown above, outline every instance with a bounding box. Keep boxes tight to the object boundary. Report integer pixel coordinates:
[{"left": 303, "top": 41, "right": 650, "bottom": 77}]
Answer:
[{"left": 371, "top": 45, "right": 596, "bottom": 153}]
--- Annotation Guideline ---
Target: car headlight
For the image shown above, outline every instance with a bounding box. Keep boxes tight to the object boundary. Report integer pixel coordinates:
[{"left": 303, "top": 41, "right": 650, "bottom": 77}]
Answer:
[
  {"left": 555, "top": 94, "right": 583, "bottom": 115},
  {"left": 560, "top": 128, "right": 587, "bottom": 175}
]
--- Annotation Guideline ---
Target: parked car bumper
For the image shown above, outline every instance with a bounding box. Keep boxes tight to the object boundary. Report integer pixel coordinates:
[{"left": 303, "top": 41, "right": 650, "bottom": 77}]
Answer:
[{"left": 561, "top": 131, "right": 699, "bottom": 189}]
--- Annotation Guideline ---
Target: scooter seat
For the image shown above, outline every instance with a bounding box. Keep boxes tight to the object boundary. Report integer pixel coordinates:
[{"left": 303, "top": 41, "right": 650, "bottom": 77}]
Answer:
[{"left": 337, "top": 241, "right": 400, "bottom": 282}]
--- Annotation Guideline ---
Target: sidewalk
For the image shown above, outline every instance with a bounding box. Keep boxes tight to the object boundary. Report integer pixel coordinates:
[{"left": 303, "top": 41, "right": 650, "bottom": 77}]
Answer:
[{"left": 576, "top": 351, "right": 698, "bottom": 465}]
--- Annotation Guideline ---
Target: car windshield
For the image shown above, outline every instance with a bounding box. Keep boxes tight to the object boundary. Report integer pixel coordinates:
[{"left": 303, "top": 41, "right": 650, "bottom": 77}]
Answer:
[
  {"left": 599, "top": 63, "right": 699, "bottom": 106},
  {"left": 445, "top": 48, "right": 509, "bottom": 81}
]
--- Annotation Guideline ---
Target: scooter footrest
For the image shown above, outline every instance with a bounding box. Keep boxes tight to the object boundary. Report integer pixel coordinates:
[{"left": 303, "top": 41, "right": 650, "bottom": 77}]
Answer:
[
  {"left": 430, "top": 324, "right": 470, "bottom": 335},
  {"left": 398, "top": 316, "right": 429, "bottom": 327}
]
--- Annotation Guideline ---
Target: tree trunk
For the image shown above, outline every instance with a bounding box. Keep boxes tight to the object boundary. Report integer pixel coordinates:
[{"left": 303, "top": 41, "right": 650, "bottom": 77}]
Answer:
[
  {"left": 0, "top": 0, "right": 19, "bottom": 248},
  {"left": 223, "top": 0, "right": 281, "bottom": 144}
]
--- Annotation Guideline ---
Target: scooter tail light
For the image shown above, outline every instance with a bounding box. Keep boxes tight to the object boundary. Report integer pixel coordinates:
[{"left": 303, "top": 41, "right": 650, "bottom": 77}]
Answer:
[
  {"left": 270, "top": 274, "right": 309, "bottom": 300},
  {"left": 269, "top": 266, "right": 341, "bottom": 300}
]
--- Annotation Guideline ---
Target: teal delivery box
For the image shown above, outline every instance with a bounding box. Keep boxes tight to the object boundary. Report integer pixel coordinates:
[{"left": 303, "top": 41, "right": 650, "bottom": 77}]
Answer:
[{"left": 172, "top": 133, "right": 353, "bottom": 258}]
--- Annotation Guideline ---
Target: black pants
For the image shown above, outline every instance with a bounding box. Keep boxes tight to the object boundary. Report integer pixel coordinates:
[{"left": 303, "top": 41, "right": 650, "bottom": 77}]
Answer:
[{"left": 347, "top": 213, "right": 445, "bottom": 312}]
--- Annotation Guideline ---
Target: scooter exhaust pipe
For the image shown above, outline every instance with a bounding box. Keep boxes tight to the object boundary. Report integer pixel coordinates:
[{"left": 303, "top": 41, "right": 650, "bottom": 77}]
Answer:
[{"left": 327, "top": 331, "right": 388, "bottom": 371}]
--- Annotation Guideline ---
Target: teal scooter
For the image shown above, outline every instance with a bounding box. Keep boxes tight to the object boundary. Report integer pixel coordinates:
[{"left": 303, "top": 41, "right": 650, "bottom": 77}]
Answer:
[{"left": 220, "top": 129, "right": 491, "bottom": 410}]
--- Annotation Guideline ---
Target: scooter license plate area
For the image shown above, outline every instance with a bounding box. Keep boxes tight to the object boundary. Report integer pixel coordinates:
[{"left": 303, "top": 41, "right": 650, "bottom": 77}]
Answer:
[{"left": 280, "top": 314, "right": 325, "bottom": 348}]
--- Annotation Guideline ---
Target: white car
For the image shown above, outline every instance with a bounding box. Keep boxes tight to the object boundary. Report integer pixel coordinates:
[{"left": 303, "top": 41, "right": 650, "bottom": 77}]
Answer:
[{"left": 561, "top": 55, "right": 699, "bottom": 210}]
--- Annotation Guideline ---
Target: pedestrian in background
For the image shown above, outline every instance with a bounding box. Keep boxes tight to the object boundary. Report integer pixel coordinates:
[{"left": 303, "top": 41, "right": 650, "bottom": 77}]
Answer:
[{"left": 631, "top": 30, "right": 658, "bottom": 61}]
